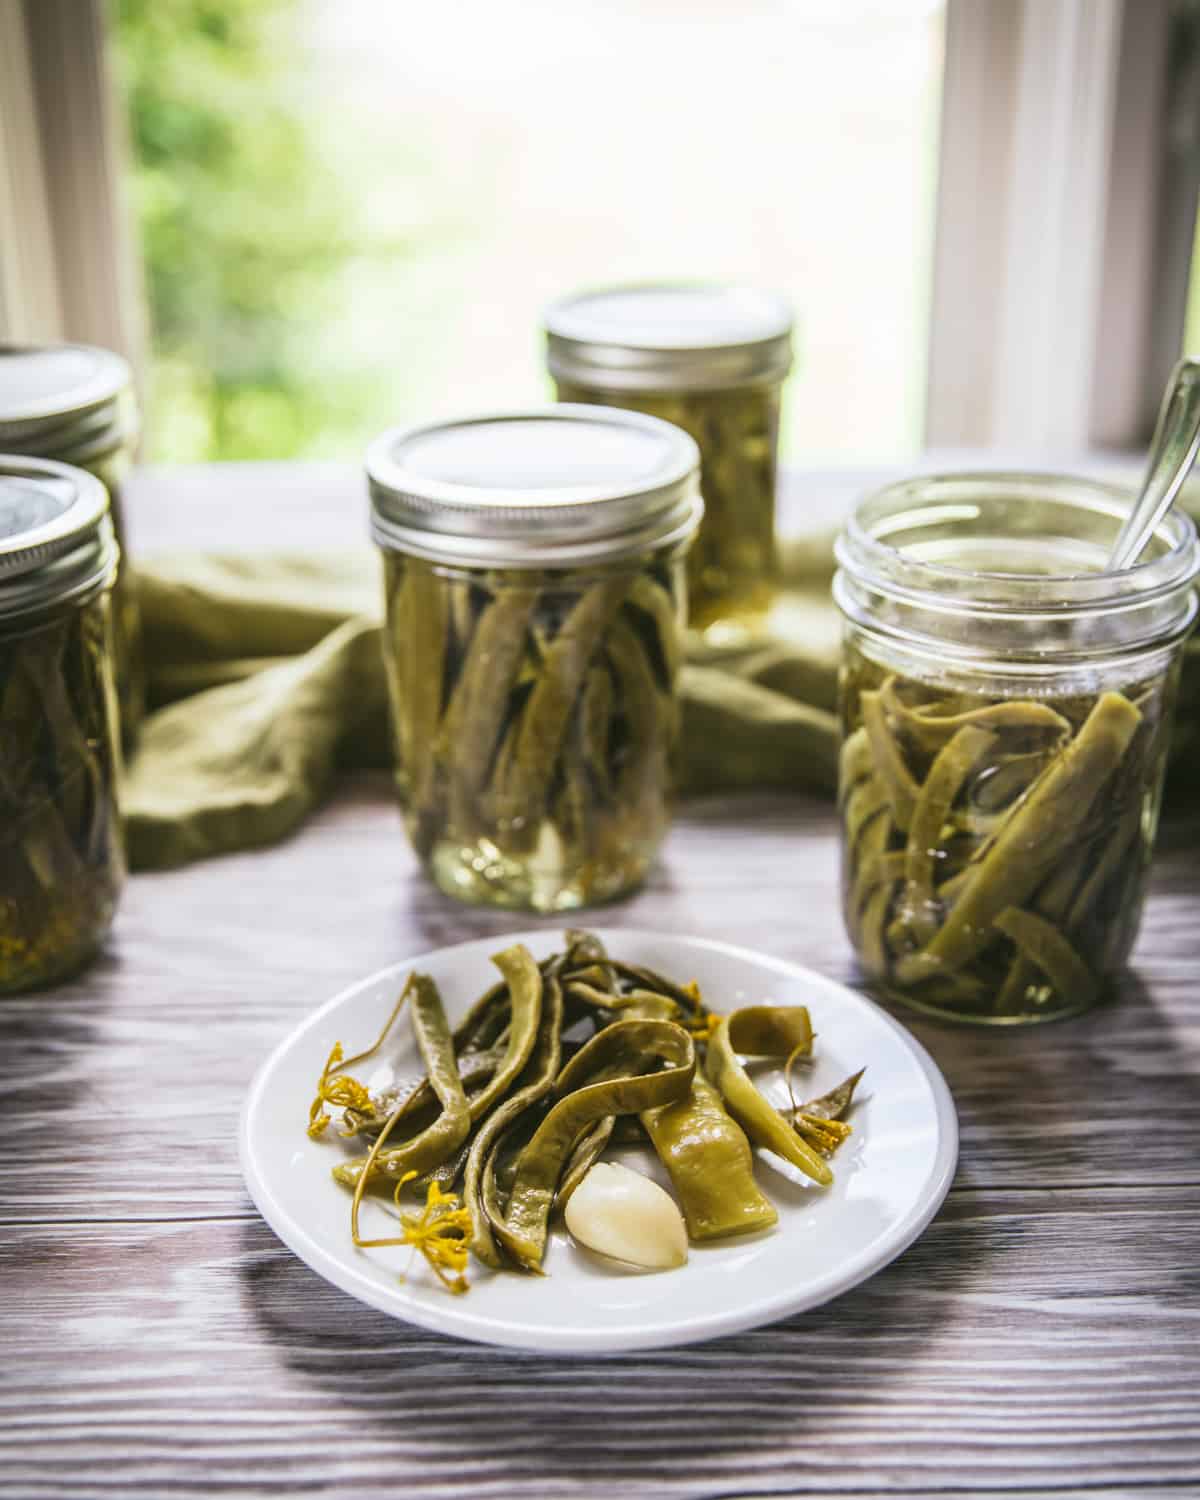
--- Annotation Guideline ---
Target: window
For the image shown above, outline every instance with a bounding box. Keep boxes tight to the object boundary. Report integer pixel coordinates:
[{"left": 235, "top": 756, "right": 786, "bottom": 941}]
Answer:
[
  {"left": 109, "top": 0, "right": 945, "bottom": 464},
  {"left": 5, "top": 1, "right": 1197, "bottom": 465}
]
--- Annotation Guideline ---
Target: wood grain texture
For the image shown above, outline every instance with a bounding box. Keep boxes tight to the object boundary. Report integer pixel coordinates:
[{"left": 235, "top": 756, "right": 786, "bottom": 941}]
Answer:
[
  {"left": 0, "top": 463, "right": 1197, "bottom": 1500},
  {"left": 1, "top": 1195, "right": 1197, "bottom": 1499}
]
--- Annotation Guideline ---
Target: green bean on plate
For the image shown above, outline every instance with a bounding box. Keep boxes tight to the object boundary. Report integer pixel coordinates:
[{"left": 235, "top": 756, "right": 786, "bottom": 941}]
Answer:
[{"left": 306, "top": 930, "right": 864, "bottom": 1293}]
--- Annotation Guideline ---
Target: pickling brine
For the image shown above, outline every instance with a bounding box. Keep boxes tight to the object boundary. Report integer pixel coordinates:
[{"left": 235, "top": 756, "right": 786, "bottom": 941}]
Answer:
[
  {"left": 382, "top": 549, "right": 687, "bottom": 910},
  {"left": 554, "top": 380, "right": 779, "bottom": 631},
  {"left": 838, "top": 643, "right": 1177, "bottom": 1022},
  {"left": 545, "top": 284, "right": 792, "bottom": 636}
]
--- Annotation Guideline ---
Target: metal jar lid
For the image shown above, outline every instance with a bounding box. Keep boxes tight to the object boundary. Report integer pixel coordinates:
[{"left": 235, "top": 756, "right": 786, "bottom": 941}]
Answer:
[
  {"left": 0, "top": 343, "right": 138, "bottom": 464},
  {"left": 0, "top": 456, "right": 117, "bottom": 621},
  {"left": 544, "top": 283, "right": 794, "bottom": 393},
  {"left": 366, "top": 406, "right": 703, "bottom": 568}
]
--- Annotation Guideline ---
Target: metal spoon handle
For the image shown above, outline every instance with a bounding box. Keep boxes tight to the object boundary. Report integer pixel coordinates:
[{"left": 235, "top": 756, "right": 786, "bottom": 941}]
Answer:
[{"left": 1108, "top": 356, "right": 1200, "bottom": 571}]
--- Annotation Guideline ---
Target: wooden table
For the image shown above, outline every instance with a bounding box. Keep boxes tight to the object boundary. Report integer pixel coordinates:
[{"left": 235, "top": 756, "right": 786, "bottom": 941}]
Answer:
[{"left": 3, "top": 462, "right": 1197, "bottom": 1500}]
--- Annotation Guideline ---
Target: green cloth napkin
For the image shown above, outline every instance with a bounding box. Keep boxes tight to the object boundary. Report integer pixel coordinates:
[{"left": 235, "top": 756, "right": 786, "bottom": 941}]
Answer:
[
  {"left": 124, "top": 537, "right": 843, "bottom": 869},
  {"left": 123, "top": 531, "right": 1200, "bottom": 871}
]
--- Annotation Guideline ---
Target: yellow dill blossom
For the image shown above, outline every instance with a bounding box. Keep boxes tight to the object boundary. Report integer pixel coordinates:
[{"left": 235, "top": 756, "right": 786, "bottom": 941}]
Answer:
[
  {"left": 306, "top": 984, "right": 413, "bottom": 1139},
  {"left": 687, "top": 1009, "right": 725, "bottom": 1044},
  {"left": 307, "top": 1041, "right": 373, "bottom": 1139},
  {"left": 792, "top": 1113, "right": 853, "bottom": 1156},
  {"left": 350, "top": 1169, "right": 472, "bottom": 1295},
  {"left": 393, "top": 1171, "right": 472, "bottom": 1295}
]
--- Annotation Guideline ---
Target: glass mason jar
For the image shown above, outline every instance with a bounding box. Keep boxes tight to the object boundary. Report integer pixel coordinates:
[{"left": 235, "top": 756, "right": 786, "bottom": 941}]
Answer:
[
  {"left": 0, "top": 456, "right": 125, "bottom": 992},
  {"left": 544, "top": 284, "right": 792, "bottom": 637},
  {"left": 833, "top": 473, "right": 1200, "bottom": 1026},
  {"left": 0, "top": 345, "right": 143, "bottom": 744},
  {"left": 367, "top": 407, "right": 702, "bottom": 911}
]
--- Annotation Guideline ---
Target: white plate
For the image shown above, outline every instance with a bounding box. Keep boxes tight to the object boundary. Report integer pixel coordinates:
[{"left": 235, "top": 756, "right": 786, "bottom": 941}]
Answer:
[{"left": 240, "top": 930, "right": 957, "bottom": 1354}]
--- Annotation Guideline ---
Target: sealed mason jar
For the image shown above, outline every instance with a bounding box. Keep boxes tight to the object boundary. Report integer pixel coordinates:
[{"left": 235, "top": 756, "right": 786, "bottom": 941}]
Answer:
[
  {"left": 544, "top": 284, "right": 791, "bottom": 636},
  {"left": 0, "top": 457, "right": 125, "bottom": 992},
  {"left": 0, "top": 345, "right": 142, "bottom": 743},
  {"left": 833, "top": 473, "right": 1199, "bottom": 1026},
  {"left": 367, "top": 407, "right": 702, "bottom": 910}
]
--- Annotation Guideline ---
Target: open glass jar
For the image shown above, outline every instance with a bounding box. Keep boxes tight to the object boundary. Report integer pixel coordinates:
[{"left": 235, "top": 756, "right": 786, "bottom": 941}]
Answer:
[
  {"left": 544, "top": 284, "right": 792, "bottom": 637},
  {"left": 833, "top": 473, "right": 1199, "bottom": 1025},
  {"left": 0, "top": 457, "right": 125, "bottom": 993},
  {"left": 0, "top": 345, "right": 142, "bottom": 743},
  {"left": 367, "top": 407, "right": 702, "bottom": 910}
]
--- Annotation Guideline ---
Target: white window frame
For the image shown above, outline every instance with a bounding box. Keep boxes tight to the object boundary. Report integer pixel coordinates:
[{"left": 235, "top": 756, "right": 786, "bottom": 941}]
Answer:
[
  {"left": 927, "top": 0, "right": 1196, "bottom": 451},
  {"left": 0, "top": 0, "right": 144, "bottom": 366},
  {"left": 2, "top": 0, "right": 1195, "bottom": 454}
]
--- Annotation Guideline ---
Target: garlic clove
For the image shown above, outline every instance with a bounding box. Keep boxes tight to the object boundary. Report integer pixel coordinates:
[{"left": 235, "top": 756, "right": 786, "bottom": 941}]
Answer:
[{"left": 564, "top": 1161, "right": 688, "bottom": 1271}]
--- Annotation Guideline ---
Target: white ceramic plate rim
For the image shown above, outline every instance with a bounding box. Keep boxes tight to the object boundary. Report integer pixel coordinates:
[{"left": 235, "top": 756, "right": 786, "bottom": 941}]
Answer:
[{"left": 240, "top": 930, "right": 958, "bottom": 1354}]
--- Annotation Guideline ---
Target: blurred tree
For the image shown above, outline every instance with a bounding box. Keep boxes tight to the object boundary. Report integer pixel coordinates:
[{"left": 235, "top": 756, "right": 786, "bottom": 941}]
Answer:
[{"left": 111, "top": 0, "right": 396, "bottom": 461}]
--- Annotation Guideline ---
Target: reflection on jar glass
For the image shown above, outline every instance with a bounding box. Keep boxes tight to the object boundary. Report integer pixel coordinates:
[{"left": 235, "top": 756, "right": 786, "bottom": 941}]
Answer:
[
  {"left": 0, "top": 457, "right": 125, "bottom": 993},
  {"left": 545, "top": 284, "right": 791, "bottom": 638},
  {"left": 367, "top": 407, "right": 701, "bottom": 911},
  {"left": 833, "top": 473, "right": 1200, "bottom": 1026},
  {"left": 0, "top": 344, "right": 142, "bottom": 745}
]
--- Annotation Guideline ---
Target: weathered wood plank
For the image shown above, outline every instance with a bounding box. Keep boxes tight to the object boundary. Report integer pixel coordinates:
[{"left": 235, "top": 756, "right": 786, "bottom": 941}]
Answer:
[{"left": 0, "top": 1194, "right": 1196, "bottom": 1499}]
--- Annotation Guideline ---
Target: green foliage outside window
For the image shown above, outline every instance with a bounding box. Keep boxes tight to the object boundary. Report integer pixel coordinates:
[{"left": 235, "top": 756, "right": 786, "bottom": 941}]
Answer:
[{"left": 111, "top": 0, "right": 406, "bottom": 461}]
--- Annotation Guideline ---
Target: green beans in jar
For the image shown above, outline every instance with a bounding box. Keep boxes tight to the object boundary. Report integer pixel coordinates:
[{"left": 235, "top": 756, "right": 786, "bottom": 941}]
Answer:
[
  {"left": 834, "top": 472, "right": 1199, "bottom": 1024},
  {"left": 0, "top": 345, "right": 143, "bottom": 745},
  {"left": 553, "top": 382, "right": 779, "bottom": 631},
  {"left": 0, "top": 458, "right": 124, "bottom": 992},
  {"left": 367, "top": 408, "right": 701, "bottom": 911},
  {"left": 545, "top": 285, "right": 792, "bottom": 635}
]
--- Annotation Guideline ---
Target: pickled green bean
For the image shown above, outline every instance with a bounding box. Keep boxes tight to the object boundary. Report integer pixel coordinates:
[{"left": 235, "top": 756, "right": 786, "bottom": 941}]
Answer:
[
  {"left": 901, "top": 724, "right": 997, "bottom": 946},
  {"left": 642, "top": 1075, "right": 777, "bottom": 1241},
  {"left": 880, "top": 677, "right": 1072, "bottom": 754},
  {"left": 896, "top": 692, "right": 1141, "bottom": 983},
  {"left": 497, "top": 579, "right": 627, "bottom": 828},
  {"left": 491, "top": 1018, "right": 695, "bottom": 1272},
  {"left": 705, "top": 1009, "right": 832, "bottom": 1185},
  {"left": 316, "top": 930, "right": 866, "bottom": 1290},
  {"left": 334, "top": 973, "right": 471, "bottom": 1189},
  {"left": 837, "top": 727, "right": 873, "bottom": 807},
  {"left": 464, "top": 945, "right": 543, "bottom": 1121},
  {"left": 464, "top": 974, "right": 564, "bottom": 1269},
  {"left": 442, "top": 593, "right": 535, "bottom": 838},
  {"left": 787, "top": 1069, "right": 864, "bottom": 1155},
  {"left": 555, "top": 380, "right": 779, "bottom": 629},
  {"left": 840, "top": 636, "right": 1169, "bottom": 1019},
  {"left": 860, "top": 690, "right": 919, "bottom": 832},
  {"left": 0, "top": 598, "right": 123, "bottom": 993},
  {"left": 554, "top": 1116, "right": 615, "bottom": 1208},
  {"left": 382, "top": 553, "right": 684, "bottom": 908},
  {"left": 605, "top": 615, "right": 665, "bottom": 801},
  {"left": 993, "top": 907, "right": 1096, "bottom": 1013},
  {"left": 791, "top": 1068, "right": 865, "bottom": 1125}
]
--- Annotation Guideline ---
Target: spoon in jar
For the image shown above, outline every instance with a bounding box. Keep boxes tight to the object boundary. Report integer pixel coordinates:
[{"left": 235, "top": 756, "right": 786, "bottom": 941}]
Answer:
[{"left": 1107, "top": 355, "right": 1200, "bottom": 570}]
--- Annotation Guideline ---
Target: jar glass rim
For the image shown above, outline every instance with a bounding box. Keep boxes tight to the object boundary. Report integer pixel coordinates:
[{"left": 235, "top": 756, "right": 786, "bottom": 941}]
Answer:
[{"left": 837, "top": 471, "right": 1200, "bottom": 615}]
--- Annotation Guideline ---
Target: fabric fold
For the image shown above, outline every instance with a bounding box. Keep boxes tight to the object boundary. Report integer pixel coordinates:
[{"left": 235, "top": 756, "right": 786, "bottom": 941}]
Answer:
[{"left": 123, "top": 543, "right": 843, "bottom": 869}]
